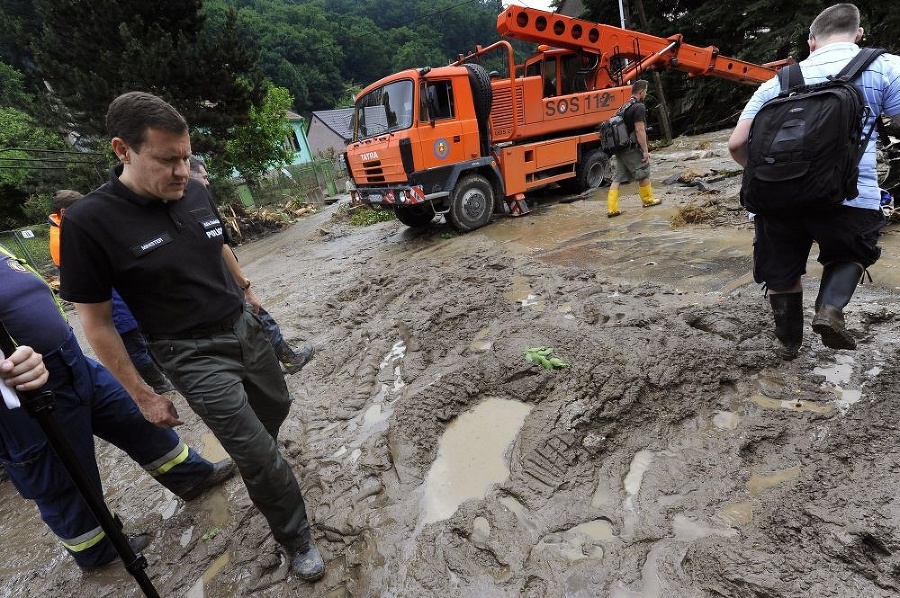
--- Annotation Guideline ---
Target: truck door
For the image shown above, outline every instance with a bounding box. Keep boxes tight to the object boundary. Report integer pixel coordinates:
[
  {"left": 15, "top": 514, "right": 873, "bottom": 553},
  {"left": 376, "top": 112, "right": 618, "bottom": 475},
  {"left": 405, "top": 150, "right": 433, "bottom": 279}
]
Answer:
[{"left": 417, "top": 79, "right": 478, "bottom": 170}]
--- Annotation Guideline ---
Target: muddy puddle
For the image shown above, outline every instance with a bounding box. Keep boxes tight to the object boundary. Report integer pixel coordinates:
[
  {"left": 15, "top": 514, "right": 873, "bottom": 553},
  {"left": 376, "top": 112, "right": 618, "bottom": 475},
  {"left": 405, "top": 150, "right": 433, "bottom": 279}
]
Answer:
[{"left": 5, "top": 129, "right": 900, "bottom": 597}]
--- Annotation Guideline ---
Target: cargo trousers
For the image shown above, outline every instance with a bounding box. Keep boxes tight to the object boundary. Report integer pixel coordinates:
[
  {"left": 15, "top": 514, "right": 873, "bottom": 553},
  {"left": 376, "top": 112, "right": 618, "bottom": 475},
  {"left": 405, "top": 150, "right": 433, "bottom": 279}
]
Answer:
[{"left": 148, "top": 308, "right": 311, "bottom": 550}]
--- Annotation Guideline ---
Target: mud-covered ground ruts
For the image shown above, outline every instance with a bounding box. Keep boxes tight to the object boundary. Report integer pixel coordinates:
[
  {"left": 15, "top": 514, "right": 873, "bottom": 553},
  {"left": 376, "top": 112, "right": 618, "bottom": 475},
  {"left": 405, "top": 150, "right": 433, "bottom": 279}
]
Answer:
[{"left": 4, "top": 130, "right": 900, "bottom": 597}]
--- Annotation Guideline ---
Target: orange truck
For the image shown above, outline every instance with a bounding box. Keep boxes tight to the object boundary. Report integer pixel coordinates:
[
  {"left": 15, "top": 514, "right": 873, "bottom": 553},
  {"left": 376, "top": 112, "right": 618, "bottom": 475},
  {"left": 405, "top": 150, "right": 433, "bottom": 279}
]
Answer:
[{"left": 344, "top": 6, "right": 784, "bottom": 231}]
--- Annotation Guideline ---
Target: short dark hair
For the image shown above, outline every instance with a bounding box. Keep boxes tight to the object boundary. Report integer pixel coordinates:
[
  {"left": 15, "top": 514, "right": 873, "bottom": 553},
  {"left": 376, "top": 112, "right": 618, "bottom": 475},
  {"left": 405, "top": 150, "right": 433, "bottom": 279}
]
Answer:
[
  {"left": 51, "top": 189, "right": 83, "bottom": 214},
  {"left": 106, "top": 91, "right": 188, "bottom": 151},
  {"left": 631, "top": 80, "right": 649, "bottom": 95},
  {"left": 189, "top": 155, "right": 206, "bottom": 174},
  {"left": 809, "top": 3, "right": 860, "bottom": 41}
]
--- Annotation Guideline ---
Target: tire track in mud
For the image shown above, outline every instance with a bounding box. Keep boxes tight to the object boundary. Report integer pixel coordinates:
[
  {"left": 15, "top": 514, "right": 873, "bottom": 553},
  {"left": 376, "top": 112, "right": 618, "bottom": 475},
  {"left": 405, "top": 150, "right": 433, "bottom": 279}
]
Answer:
[
  {"left": 285, "top": 225, "right": 774, "bottom": 596},
  {"left": 291, "top": 217, "right": 900, "bottom": 598}
]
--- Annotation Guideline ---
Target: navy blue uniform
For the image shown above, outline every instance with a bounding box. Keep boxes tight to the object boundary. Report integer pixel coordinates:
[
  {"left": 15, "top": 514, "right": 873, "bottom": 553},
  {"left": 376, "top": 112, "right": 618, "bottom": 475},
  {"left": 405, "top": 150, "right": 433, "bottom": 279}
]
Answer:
[{"left": 0, "top": 246, "right": 215, "bottom": 569}]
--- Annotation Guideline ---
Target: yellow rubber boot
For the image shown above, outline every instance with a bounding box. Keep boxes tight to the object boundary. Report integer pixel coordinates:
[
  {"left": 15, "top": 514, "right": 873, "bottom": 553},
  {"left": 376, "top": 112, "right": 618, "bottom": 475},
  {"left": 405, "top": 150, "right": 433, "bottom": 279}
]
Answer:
[
  {"left": 607, "top": 189, "right": 621, "bottom": 218},
  {"left": 639, "top": 183, "right": 661, "bottom": 207}
]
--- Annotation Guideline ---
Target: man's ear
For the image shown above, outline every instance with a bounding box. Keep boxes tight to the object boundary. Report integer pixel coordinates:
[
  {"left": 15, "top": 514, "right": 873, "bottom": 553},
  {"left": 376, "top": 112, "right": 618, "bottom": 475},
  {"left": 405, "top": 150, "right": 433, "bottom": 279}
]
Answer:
[
  {"left": 855, "top": 27, "right": 864, "bottom": 43},
  {"left": 111, "top": 137, "right": 128, "bottom": 163}
]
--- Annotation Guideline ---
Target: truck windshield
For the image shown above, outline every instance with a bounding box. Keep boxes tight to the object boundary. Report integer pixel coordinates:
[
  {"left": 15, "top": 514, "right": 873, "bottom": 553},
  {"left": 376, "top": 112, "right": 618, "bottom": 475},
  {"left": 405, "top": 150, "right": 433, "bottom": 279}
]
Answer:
[{"left": 353, "top": 80, "right": 415, "bottom": 141}]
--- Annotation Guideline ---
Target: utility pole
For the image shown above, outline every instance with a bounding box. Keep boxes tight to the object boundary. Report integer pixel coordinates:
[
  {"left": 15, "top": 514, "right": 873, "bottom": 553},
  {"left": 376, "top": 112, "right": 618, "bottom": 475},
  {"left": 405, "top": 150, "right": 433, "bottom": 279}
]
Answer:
[{"left": 631, "top": 0, "right": 674, "bottom": 142}]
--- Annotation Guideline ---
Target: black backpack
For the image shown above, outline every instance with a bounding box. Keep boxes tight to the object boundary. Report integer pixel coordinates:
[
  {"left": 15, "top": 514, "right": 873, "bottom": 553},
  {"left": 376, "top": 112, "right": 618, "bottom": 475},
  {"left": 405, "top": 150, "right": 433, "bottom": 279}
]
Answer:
[
  {"left": 599, "top": 98, "right": 637, "bottom": 154},
  {"left": 740, "top": 48, "right": 885, "bottom": 214}
]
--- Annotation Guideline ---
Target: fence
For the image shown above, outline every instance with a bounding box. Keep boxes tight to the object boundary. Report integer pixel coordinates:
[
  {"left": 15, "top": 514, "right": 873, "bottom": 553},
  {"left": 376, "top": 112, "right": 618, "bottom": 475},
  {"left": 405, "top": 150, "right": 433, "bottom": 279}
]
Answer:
[
  {"left": 0, "top": 224, "right": 55, "bottom": 276},
  {"left": 241, "top": 157, "right": 349, "bottom": 207}
]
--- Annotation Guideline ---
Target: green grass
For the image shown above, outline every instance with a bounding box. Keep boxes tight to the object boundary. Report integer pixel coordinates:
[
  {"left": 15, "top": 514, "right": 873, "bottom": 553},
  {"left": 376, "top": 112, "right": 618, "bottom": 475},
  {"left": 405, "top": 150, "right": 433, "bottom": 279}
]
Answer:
[{"left": 349, "top": 206, "right": 396, "bottom": 226}]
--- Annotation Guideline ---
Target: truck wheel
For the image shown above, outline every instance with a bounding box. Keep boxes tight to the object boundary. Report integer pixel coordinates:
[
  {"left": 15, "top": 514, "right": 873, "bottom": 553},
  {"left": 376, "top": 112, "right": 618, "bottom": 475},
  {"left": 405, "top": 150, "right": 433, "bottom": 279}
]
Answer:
[
  {"left": 566, "top": 149, "right": 612, "bottom": 192},
  {"left": 448, "top": 174, "right": 494, "bottom": 232},
  {"left": 394, "top": 204, "right": 435, "bottom": 228},
  {"left": 464, "top": 63, "right": 493, "bottom": 124}
]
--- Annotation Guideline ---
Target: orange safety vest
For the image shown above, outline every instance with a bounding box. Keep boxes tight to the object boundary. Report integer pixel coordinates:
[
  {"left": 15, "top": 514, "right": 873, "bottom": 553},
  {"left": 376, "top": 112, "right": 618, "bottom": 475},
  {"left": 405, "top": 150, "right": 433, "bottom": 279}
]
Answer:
[{"left": 48, "top": 212, "right": 62, "bottom": 267}]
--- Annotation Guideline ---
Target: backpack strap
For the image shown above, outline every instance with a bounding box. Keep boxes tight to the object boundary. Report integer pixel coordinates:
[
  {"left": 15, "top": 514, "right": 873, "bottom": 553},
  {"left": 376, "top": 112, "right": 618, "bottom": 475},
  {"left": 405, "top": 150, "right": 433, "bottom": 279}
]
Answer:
[
  {"left": 836, "top": 48, "right": 888, "bottom": 159},
  {"left": 835, "top": 47, "right": 886, "bottom": 82},
  {"left": 777, "top": 63, "right": 804, "bottom": 92},
  {"left": 616, "top": 97, "right": 637, "bottom": 117}
]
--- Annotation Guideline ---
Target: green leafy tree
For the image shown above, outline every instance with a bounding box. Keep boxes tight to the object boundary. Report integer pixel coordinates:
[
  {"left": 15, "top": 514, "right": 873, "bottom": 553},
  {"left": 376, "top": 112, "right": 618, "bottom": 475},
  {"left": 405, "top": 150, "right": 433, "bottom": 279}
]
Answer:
[
  {"left": 217, "top": 0, "right": 345, "bottom": 115},
  {"left": 390, "top": 26, "right": 449, "bottom": 71},
  {"left": 331, "top": 15, "right": 394, "bottom": 86},
  {"left": 30, "top": 0, "right": 264, "bottom": 157},
  {"left": 0, "top": 106, "right": 69, "bottom": 229},
  {"left": 219, "top": 85, "right": 294, "bottom": 184}
]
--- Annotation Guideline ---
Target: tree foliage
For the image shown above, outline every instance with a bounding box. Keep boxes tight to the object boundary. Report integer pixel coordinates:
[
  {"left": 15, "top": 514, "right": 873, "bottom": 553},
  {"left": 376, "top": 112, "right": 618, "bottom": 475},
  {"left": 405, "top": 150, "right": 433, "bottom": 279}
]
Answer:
[
  {"left": 220, "top": 85, "right": 295, "bottom": 184},
  {"left": 208, "top": 0, "right": 505, "bottom": 115},
  {"left": 30, "top": 0, "right": 264, "bottom": 156}
]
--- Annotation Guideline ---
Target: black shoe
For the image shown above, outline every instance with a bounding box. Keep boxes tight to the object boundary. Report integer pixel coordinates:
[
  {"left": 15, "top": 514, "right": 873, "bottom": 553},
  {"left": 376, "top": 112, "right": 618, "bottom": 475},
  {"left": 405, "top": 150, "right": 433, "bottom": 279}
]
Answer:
[
  {"left": 80, "top": 533, "right": 152, "bottom": 572},
  {"left": 280, "top": 343, "right": 315, "bottom": 375},
  {"left": 180, "top": 458, "right": 238, "bottom": 502},
  {"left": 290, "top": 541, "right": 325, "bottom": 582}
]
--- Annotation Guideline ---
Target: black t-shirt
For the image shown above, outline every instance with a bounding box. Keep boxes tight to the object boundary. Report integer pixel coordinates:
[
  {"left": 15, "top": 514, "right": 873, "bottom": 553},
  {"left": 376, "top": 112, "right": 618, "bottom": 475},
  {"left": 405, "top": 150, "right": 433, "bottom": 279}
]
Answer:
[
  {"left": 59, "top": 164, "right": 243, "bottom": 336},
  {"left": 624, "top": 100, "right": 647, "bottom": 136}
]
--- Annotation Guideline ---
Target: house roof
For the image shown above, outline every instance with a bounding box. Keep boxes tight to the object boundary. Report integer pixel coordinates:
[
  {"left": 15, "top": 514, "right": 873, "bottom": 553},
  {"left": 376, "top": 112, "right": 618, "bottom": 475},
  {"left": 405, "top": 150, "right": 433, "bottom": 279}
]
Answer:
[{"left": 310, "top": 108, "right": 354, "bottom": 141}]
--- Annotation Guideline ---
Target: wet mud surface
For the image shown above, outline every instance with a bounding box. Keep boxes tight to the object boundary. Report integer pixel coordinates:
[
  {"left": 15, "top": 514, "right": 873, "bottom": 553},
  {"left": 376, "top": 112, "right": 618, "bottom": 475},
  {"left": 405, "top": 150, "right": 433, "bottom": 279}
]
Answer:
[{"left": 4, "top": 130, "right": 900, "bottom": 597}]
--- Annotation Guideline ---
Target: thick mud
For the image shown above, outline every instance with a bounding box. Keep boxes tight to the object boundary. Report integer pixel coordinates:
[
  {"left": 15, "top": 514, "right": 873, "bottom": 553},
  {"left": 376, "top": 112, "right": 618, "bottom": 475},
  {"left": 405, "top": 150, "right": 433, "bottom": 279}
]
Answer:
[{"left": 4, "top": 130, "right": 900, "bottom": 597}]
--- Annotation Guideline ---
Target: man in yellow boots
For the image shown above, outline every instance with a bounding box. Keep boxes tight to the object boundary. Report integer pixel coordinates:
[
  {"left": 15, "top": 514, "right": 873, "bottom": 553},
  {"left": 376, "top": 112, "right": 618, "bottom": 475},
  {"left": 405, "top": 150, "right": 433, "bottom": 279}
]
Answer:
[{"left": 606, "top": 80, "right": 662, "bottom": 217}]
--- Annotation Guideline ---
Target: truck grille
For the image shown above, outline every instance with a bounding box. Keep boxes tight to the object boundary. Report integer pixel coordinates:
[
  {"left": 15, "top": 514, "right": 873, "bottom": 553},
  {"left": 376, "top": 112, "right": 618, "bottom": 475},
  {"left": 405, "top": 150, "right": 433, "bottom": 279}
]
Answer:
[{"left": 361, "top": 160, "right": 385, "bottom": 183}]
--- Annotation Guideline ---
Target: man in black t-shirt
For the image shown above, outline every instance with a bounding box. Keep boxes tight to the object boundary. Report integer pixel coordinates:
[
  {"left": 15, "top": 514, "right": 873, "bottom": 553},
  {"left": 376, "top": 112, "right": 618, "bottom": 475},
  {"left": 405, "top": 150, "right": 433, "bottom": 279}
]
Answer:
[
  {"left": 59, "top": 92, "right": 325, "bottom": 583},
  {"left": 606, "top": 79, "right": 662, "bottom": 217}
]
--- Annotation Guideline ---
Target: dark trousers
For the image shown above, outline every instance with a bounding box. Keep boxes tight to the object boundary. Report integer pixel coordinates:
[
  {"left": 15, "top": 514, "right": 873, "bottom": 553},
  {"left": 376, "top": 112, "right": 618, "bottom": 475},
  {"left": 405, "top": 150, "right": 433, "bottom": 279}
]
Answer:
[
  {"left": 148, "top": 308, "right": 310, "bottom": 549},
  {"left": 0, "top": 330, "right": 213, "bottom": 568}
]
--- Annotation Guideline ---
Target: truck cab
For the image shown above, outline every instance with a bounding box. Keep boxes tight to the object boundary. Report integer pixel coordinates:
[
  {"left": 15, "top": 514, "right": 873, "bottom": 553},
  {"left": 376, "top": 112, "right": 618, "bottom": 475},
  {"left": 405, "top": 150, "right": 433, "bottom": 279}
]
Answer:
[{"left": 346, "top": 65, "right": 501, "bottom": 231}]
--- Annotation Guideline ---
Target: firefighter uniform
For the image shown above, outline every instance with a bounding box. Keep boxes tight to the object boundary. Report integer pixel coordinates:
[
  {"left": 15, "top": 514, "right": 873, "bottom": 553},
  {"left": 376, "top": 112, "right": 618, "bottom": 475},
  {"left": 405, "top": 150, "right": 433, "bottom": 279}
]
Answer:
[{"left": 0, "top": 244, "right": 218, "bottom": 569}]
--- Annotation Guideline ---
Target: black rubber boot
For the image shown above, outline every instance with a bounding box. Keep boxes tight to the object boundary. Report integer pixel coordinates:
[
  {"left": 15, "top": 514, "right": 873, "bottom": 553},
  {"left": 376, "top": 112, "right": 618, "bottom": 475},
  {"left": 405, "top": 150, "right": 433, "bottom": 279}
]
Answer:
[
  {"left": 769, "top": 292, "right": 803, "bottom": 360},
  {"left": 136, "top": 361, "right": 175, "bottom": 394},
  {"left": 812, "top": 262, "right": 864, "bottom": 350}
]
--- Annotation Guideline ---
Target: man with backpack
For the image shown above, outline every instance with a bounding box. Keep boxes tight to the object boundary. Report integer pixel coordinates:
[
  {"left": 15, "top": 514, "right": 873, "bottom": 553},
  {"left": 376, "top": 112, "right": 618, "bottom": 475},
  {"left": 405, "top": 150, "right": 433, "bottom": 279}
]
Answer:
[
  {"left": 728, "top": 3, "right": 900, "bottom": 360},
  {"left": 605, "top": 79, "right": 662, "bottom": 217}
]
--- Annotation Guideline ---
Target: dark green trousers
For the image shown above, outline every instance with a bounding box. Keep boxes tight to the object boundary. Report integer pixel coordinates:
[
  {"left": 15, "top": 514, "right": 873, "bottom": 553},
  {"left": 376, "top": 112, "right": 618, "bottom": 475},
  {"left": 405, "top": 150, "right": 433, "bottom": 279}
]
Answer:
[{"left": 149, "top": 308, "right": 310, "bottom": 549}]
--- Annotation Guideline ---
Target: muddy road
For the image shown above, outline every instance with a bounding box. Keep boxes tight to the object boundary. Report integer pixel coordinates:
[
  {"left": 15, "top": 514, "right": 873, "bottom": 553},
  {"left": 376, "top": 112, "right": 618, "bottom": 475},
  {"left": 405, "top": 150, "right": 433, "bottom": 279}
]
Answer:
[{"left": 4, "top": 130, "right": 900, "bottom": 597}]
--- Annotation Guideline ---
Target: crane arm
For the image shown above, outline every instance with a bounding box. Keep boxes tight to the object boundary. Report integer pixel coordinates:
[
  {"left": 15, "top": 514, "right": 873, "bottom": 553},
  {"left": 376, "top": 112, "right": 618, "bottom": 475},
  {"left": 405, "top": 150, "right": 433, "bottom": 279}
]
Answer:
[{"left": 497, "top": 7, "right": 781, "bottom": 86}]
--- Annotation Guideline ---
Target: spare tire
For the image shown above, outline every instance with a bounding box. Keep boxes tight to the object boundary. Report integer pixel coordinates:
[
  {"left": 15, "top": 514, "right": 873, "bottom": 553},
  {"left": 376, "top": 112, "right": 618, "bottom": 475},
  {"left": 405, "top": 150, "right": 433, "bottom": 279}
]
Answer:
[
  {"left": 464, "top": 63, "right": 493, "bottom": 126},
  {"left": 464, "top": 63, "right": 493, "bottom": 157}
]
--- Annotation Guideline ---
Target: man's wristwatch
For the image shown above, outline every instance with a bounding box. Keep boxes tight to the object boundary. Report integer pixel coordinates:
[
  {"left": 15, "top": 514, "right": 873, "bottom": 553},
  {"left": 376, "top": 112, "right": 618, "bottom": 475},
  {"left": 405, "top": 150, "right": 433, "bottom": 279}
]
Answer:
[{"left": 240, "top": 279, "right": 252, "bottom": 291}]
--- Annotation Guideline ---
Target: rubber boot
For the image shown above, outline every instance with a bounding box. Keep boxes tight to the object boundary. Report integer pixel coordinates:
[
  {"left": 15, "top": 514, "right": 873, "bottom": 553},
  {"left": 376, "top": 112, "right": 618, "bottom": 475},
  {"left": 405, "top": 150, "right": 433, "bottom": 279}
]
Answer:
[
  {"left": 607, "top": 188, "right": 621, "bottom": 218},
  {"left": 136, "top": 361, "right": 175, "bottom": 394},
  {"left": 639, "top": 183, "right": 661, "bottom": 207},
  {"left": 275, "top": 340, "right": 316, "bottom": 374},
  {"left": 812, "top": 262, "right": 864, "bottom": 350},
  {"left": 769, "top": 292, "right": 803, "bottom": 360}
]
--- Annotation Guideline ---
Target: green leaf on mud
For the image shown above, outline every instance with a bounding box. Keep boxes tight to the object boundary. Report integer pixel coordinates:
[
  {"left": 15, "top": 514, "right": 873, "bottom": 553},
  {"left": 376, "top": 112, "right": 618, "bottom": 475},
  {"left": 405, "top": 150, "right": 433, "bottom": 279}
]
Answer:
[
  {"left": 524, "top": 347, "right": 568, "bottom": 370},
  {"left": 202, "top": 527, "right": 220, "bottom": 541}
]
